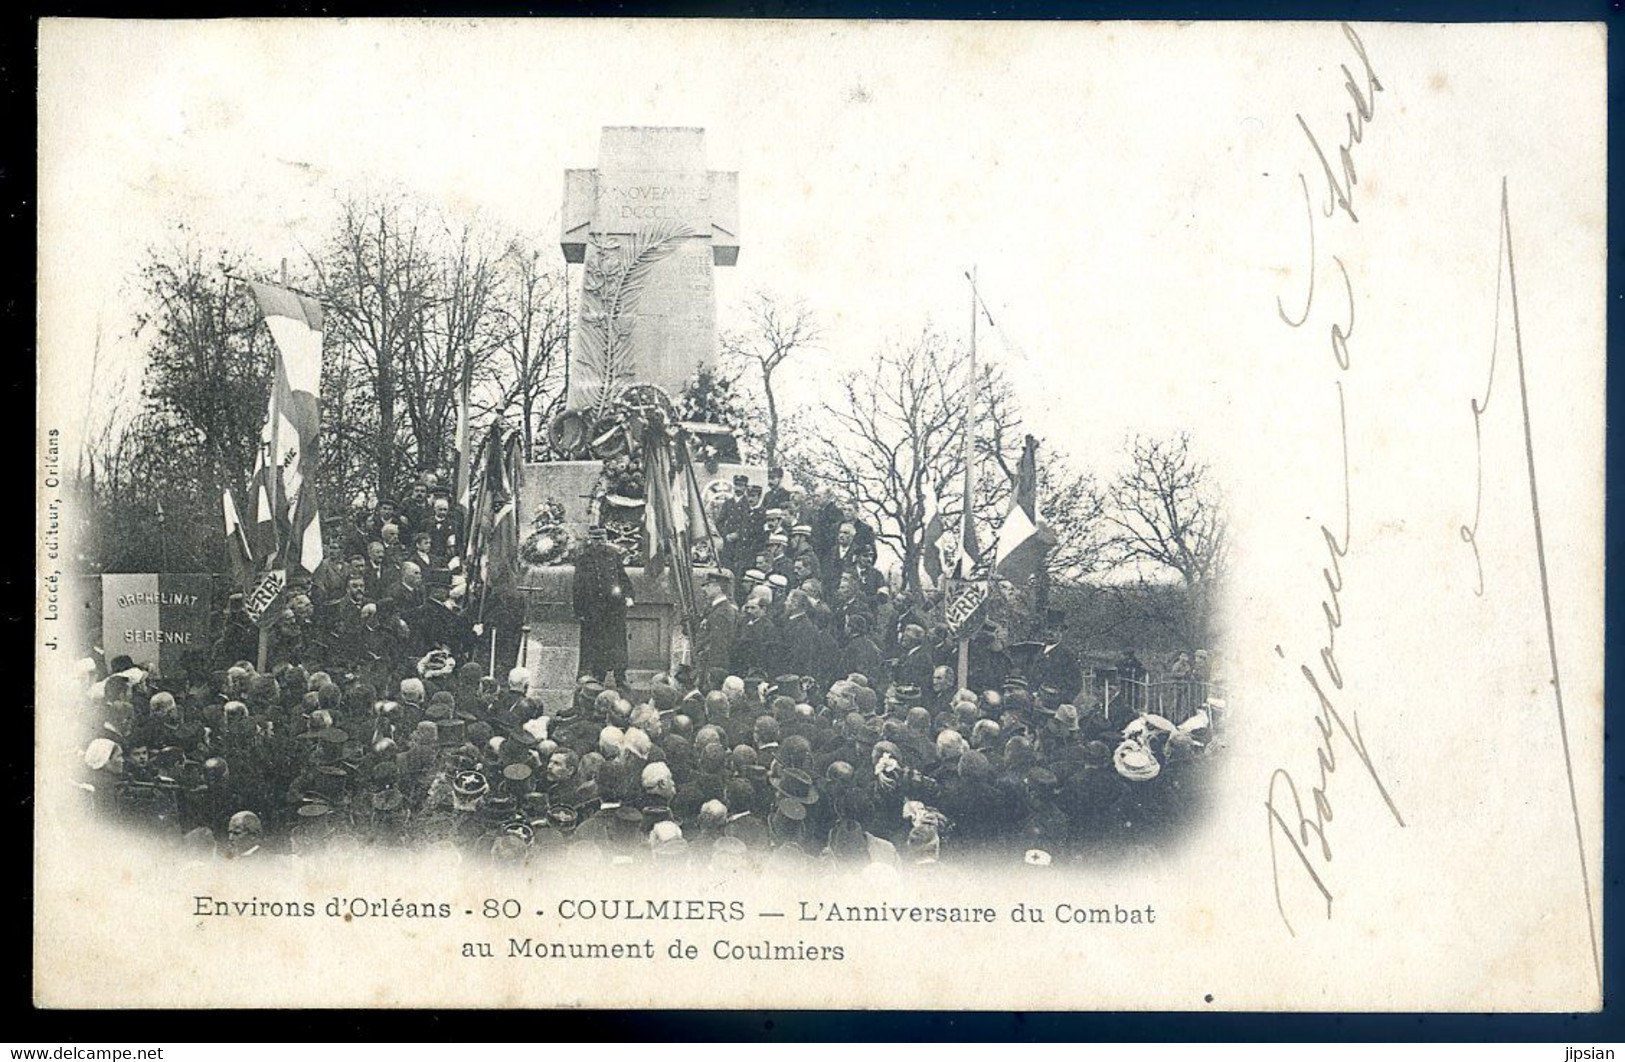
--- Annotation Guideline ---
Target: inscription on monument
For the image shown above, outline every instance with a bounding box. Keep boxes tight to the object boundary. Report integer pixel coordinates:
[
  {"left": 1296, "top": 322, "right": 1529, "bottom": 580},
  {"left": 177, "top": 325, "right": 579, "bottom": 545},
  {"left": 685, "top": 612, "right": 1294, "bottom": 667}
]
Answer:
[{"left": 561, "top": 127, "right": 739, "bottom": 406}]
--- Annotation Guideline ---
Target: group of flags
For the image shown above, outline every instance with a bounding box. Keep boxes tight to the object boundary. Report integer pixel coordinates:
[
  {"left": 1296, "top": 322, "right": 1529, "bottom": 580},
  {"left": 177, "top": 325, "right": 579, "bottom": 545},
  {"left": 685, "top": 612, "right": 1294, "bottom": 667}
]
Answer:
[
  {"left": 926, "top": 434, "right": 1057, "bottom": 636},
  {"left": 222, "top": 281, "right": 327, "bottom": 626},
  {"left": 214, "top": 272, "right": 1053, "bottom": 641},
  {"left": 640, "top": 424, "right": 718, "bottom": 623},
  {"left": 463, "top": 423, "right": 526, "bottom": 618},
  {"left": 218, "top": 272, "right": 531, "bottom": 635}
]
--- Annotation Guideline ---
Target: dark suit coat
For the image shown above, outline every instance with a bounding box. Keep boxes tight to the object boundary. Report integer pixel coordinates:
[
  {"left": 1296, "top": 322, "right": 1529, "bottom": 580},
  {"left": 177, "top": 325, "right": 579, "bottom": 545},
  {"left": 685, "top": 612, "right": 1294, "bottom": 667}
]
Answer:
[{"left": 693, "top": 595, "right": 740, "bottom": 677}]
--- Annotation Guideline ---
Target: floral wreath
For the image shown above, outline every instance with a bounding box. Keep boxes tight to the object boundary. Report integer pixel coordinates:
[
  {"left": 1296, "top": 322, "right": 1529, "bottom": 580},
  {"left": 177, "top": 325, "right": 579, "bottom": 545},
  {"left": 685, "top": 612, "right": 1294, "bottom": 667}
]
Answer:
[{"left": 519, "top": 498, "right": 574, "bottom": 568}]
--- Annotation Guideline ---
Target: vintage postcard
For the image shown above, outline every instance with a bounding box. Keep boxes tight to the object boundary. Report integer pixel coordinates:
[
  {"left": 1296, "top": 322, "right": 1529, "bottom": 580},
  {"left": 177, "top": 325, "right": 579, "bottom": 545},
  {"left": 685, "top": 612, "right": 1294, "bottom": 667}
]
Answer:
[{"left": 34, "top": 18, "right": 1605, "bottom": 1010}]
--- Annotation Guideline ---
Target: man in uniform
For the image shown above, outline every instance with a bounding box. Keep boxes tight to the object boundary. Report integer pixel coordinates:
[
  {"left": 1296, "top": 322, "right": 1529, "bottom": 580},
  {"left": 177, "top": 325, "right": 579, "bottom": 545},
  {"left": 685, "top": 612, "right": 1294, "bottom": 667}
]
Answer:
[
  {"left": 715, "top": 474, "right": 751, "bottom": 576},
  {"left": 762, "top": 466, "right": 793, "bottom": 515},
  {"left": 692, "top": 572, "right": 739, "bottom": 691},
  {"left": 572, "top": 525, "right": 633, "bottom": 688}
]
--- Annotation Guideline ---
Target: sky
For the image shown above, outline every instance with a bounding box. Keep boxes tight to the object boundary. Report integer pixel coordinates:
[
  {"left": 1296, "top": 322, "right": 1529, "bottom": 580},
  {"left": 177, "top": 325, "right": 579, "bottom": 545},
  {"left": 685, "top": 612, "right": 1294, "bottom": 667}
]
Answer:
[{"left": 37, "top": 18, "right": 1267, "bottom": 485}]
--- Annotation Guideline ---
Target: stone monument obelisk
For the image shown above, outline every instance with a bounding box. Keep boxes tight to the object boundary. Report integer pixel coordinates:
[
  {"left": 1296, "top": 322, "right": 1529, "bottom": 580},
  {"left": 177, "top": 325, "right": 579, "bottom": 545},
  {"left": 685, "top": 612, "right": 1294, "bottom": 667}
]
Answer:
[
  {"left": 561, "top": 127, "right": 739, "bottom": 409},
  {"left": 516, "top": 127, "right": 749, "bottom": 700}
]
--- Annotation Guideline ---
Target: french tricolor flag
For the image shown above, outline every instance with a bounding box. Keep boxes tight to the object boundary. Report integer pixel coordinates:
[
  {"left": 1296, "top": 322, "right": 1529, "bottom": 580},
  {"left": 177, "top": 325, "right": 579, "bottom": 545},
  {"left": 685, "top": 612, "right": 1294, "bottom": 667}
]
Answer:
[{"left": 247, "top": 281, "right": 325, "bottom": 574}]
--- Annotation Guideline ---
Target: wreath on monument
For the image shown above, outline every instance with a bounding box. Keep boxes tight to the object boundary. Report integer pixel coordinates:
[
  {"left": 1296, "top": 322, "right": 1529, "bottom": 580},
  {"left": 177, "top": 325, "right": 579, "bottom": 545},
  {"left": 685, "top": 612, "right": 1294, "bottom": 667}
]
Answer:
[{"left": 519, "top": 498, "right": 574, "bottom": 568}]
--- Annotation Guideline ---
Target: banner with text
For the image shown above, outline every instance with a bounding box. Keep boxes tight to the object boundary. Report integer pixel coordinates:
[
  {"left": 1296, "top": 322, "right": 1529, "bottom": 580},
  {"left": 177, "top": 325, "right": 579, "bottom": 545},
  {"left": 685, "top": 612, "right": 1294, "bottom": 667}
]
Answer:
[{"left": 100, "top": 573, "right": 213, "bottom": 675}]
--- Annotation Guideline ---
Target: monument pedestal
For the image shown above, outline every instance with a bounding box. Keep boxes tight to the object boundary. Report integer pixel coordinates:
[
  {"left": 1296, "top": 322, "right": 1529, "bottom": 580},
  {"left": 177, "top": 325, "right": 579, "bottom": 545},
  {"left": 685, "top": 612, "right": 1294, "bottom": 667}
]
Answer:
[
  {"left": 515, "top": 457, "right": 760, "bottom": 704},
  {"left": 519, "top": 566, "right": 689, "bottom": 705}
]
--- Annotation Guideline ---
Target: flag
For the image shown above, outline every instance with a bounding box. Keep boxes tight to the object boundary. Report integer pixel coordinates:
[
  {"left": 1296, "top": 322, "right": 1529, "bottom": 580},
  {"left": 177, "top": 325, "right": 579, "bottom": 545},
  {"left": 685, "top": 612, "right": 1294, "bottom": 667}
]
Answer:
[
  {"left": 465, "top": 425, "right": 523, "bottom": 611},
  {"left": 1016, "top": 434, "right": 1039, "bottom": 520},
  {"left": 956, "top": 498, "right": 981, "bottom": 578},
  {"left": 247, "top": 281, "right": 325, "bottom": 574},
  {"left": 921, "top": 485, "right": 947, "bottom": 584},
  {"left": 642, "top": 427, "right": 715, "bottom": 623},
  {"left": 221, "top": 488, "right": 256, "bottom": 590},
  {"left": 993, "top": 497, "right": 1057, "bottom": 584}
]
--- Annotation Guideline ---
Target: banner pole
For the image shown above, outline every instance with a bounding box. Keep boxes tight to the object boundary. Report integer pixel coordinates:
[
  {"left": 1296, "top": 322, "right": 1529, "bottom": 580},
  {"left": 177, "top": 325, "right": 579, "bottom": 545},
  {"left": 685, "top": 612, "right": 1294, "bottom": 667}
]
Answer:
[{"left": 956, "top": 266, "right": 978, "bottom": 692}]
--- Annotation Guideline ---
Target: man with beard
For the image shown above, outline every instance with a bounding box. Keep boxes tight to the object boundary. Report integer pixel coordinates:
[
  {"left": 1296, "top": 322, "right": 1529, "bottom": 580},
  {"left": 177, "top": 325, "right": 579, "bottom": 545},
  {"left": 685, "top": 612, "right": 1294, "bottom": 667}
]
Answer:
[
  {"left": 362, "top": 539, "right": 398, "bottom": 601},
  {"left": 425, "top": 493, "right": 460, "bottom": 564},
  {"left": 572, "top": 525, "right": 633, "bottom": 688},
  {"left": 891, "top": 623, "right": 936, "bottom": 694},
  {"left": 320, "top": 573, "right": 372, "bottom": 661}
]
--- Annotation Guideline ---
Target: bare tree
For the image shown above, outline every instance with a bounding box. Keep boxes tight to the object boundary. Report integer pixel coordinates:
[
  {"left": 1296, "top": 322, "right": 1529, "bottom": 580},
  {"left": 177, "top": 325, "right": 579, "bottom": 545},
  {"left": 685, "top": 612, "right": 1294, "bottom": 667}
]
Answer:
[
  {"left": 77, "top": 242, "right": 277, "bottom": 572},
  {"left": 310, "top": 196, "right": 435, "bottom": 496},
  {"left": 1101, "top": 432, "right": 1228, "bottom": 653},
  {"left": 485, "top": 239, "right": 568, "bottom": 456},
  {"left": 399, "top": 221, "right": 505, "bottom": 475},
  {"left": 790, "top": 328, "right": 1098, "bottom": 593},
  {"left": 721, "top": 292, "right": 821, "bottom": 467}
]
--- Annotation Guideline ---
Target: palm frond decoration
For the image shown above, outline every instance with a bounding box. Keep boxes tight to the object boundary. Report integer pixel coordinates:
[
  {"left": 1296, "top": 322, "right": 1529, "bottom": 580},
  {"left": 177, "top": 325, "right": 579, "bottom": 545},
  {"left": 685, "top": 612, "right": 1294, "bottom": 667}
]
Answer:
[{"left": 575, "top": 220, "right": 696, "bottom": 421}]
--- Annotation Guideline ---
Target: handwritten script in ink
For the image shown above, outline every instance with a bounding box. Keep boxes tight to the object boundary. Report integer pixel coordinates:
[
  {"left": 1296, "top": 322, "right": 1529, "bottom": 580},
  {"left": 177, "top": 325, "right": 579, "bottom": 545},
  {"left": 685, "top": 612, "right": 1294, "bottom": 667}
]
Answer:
[
  {"left": 1265, "top": 23, "right": 1407, "bottom": 938},
  {"left": 1456, "top": 182, "right": 1601, "bottom": 989}
]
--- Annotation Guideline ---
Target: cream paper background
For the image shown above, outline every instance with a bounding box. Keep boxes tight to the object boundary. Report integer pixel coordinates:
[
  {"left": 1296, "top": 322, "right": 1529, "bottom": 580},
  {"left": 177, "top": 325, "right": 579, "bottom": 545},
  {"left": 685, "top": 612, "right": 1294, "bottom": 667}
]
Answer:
[{"left": 35, "top": 19, "right": 1605, "bottom": 1010}]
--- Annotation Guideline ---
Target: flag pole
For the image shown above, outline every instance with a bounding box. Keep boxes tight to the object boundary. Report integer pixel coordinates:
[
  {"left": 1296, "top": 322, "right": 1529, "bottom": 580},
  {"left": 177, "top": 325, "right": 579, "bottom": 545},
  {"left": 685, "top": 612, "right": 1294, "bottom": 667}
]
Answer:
[
  {"left": 957, "top": 266, "right": 977, "bottom": 691},
  {"left": 255, "top": 259, "right": 293, "bottom": 672},
  {"left": 455, "top": 346, "right": 472, "bottom": 516}
]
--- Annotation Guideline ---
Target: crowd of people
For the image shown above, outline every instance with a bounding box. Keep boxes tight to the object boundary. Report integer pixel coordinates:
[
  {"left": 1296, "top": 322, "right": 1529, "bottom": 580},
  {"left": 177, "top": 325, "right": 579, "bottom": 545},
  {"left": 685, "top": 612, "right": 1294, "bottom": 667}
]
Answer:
[{"left": 74, "top": 466, "right": 1221, "bottom": 872}]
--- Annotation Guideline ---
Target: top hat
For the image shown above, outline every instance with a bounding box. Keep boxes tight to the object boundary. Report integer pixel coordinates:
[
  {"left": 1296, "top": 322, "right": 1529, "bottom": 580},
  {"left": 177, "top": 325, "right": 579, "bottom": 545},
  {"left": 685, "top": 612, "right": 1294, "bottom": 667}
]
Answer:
[{"left": 771, "top": 767, "right": 820, "bottom": 805}]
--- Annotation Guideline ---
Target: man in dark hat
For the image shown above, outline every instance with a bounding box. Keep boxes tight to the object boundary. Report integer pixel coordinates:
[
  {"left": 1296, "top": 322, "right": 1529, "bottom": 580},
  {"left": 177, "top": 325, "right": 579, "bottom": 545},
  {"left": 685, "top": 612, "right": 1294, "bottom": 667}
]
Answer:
[
  {"left": 762, "top": 466, "right": 793, "bottom": 515},
  {"left": 573, "top": 525, "right": 633, "bottom": 689},
  {"left": 716, "top": 474, "right": 752, "bottom": 577},
  {"left": 1032, "top": 607, "right": 1083, "bottom": 704},
  {"left": 368, "top": 497, "right": 410, "bottom": 543},
  {"left": 693, "top": 572, "right": 739, "bottom": 691}
]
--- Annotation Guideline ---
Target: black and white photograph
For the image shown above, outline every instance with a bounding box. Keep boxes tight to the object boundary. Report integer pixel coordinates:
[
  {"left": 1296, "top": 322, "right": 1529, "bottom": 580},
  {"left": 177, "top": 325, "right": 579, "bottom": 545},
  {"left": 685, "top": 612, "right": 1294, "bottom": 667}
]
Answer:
[{"left": 35, "top": 18, "right": 1605, "bottom": 1011}]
